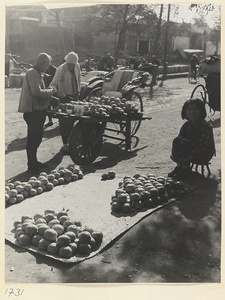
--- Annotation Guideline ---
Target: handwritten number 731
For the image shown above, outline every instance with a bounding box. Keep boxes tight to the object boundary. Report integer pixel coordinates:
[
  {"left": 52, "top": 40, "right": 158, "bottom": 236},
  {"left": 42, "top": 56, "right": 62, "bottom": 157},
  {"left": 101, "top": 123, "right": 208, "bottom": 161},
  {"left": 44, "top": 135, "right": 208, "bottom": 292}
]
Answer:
[{"left": 5, "top": 289, "right": 24, "bottom": 297}]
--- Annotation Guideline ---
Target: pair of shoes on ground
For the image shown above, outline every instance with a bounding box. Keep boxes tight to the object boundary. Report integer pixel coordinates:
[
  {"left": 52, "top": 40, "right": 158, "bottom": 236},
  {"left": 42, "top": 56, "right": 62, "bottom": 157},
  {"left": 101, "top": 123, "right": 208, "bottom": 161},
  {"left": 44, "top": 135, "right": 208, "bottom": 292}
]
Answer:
[
  {"left": 44, "top": 121, "right": 53, "bottom": 128},
  {"left": 168, "top": 166, "right": 192, "bottom": 180},
  {"left": 28, "top": 161, "right": 48, "bottom": 172}
]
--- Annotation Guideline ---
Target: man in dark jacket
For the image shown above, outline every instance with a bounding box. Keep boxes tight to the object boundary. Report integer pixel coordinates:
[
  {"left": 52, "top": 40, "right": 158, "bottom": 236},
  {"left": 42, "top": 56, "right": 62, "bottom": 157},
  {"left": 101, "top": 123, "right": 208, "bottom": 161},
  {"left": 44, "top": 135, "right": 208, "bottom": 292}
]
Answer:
[
  {"left": 98, "top": 52, "right": 115, "bottom": 72},
  {"left": 190, "top": 54, "right": 199, "bottom": 80},
  {"left": 18, "top": 53, "right": 54, "bottom": 172}
]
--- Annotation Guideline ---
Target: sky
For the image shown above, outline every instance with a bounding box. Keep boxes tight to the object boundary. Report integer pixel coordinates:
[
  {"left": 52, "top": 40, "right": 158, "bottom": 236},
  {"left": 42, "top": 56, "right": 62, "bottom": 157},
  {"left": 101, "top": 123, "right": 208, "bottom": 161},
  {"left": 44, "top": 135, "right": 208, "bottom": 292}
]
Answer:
[
  {"left": 163, "top": 4, "right": 220, "bottom": 28},
  {"left": 42, "top": 3, "right": 220, "bottom": 29}
]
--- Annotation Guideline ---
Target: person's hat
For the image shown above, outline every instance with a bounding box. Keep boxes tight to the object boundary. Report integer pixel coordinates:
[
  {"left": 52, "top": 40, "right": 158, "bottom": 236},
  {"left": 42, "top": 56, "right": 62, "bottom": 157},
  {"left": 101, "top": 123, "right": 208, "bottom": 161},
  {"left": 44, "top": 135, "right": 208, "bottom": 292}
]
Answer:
[{"left": 64, "top": 52, "right": 79, "bottom": 64}]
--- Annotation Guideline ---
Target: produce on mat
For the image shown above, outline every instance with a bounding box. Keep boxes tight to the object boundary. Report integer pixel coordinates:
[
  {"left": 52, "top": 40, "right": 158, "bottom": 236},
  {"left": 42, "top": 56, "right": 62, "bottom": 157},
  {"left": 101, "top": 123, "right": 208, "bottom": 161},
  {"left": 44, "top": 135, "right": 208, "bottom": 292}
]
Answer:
[
  {"left": 5, "top": 165, "right": 84, "bottom": 207},
  {"left": 111, "top": 173, "right": 189, "bottom": 213},
  {"left": 101, "top": 171, "right": 116, "bottom": 181},
  {"left": 13, "top": 209, "right": 103, "bottom": 259},
  {"left": 56, "top": 96, "right": 142, "bottom": 118}
]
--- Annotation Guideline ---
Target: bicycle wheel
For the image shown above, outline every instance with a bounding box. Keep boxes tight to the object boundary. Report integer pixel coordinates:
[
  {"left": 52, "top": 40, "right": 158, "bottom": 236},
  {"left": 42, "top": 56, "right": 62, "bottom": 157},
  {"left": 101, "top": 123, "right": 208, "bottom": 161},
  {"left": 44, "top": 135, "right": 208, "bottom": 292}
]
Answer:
[
  {"left": 187, "top": 72, "right": 192, "bottom": 84},
  {"left": 87, "top": 87, "right": 102, "bottom": 101}
]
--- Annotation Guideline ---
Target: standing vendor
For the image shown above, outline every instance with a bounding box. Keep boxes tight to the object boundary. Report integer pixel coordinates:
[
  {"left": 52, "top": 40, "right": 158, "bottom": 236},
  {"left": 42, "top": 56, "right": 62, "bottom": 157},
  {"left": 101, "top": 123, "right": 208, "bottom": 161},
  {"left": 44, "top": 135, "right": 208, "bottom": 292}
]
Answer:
[
  {"left": 50, "top": 51, "right": 81, "bottom": 155},
  {"left": 18, "top": 52, "right": 54, "bottom": 172}
]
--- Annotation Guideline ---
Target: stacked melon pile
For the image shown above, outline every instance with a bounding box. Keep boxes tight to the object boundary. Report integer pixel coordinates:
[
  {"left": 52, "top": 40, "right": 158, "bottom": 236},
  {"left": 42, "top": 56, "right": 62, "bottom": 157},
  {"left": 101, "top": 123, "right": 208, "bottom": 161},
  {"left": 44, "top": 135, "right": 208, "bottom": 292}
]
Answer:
[
  {"left": 111, "top": 173, "right": 189, "bottom": 214},
  {"left": 5, "top": 164, "right": 84, "bottom": 207},
  {"left": 13, "top": 209, "right": 103, "bottom": 259},
  {"left": 58, "top": 95, "right": 141, "bottom": 118}
]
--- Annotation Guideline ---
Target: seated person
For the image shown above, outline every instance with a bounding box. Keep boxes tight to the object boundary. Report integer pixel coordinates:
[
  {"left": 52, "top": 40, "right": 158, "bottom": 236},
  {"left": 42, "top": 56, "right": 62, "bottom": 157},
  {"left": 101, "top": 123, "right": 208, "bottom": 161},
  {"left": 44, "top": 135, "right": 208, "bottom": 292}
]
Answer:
[{"left": 168, "top": 98, "right": 216, "bottom": 179}]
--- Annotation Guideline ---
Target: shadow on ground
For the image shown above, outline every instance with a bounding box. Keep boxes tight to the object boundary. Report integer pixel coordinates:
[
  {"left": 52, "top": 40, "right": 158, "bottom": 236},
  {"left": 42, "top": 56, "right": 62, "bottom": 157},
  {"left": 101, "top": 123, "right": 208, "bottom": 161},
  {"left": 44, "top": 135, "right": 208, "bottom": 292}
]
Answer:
[
  {"left": 81, "top": 141, "right": 147, "bottom": 175},
  {"left": 5, "top": 126, "right": 60, "bottom": 155},
  {"left": 6, "top": 152, "right": 64, "bottom": 183}
]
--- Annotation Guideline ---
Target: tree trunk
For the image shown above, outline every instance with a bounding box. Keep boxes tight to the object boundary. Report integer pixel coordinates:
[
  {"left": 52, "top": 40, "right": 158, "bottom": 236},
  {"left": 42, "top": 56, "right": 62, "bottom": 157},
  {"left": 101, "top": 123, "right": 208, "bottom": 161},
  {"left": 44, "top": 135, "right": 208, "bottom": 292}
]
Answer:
[
  {"left": 115, "top": 28, "right": 126, "bottom": 66},
  {"left": 114, "top": 5, "right": 129, "bottom": 66},
  {"left": 154, "top": 4, "right": 163, "bottom": 56},
  {"left": 162, "top": 4, "right": 171, "bottom": 80}
]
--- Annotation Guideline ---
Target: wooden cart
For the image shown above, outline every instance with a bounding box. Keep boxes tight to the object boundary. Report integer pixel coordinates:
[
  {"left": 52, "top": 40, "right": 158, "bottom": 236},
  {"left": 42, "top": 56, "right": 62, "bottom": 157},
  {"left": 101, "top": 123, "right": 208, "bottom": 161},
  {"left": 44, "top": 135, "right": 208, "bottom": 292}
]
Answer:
[{"left": 48, "top": 110, "right": 151, "bottom": 165}]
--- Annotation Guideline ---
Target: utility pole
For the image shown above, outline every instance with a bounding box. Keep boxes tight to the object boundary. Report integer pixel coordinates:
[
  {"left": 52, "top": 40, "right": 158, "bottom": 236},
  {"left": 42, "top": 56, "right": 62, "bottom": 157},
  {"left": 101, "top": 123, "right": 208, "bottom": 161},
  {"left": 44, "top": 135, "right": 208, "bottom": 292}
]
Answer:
[{"left": 162, "top": 4, "right": 171, "bottom": 80}]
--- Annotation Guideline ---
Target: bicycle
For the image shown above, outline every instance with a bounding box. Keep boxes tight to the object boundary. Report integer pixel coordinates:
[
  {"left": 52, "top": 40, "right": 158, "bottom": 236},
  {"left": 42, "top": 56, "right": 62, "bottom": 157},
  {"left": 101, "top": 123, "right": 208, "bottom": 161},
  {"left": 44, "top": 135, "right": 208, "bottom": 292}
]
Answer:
[{"left": 188, "top": 65, "right": 200, "bottom": 84}]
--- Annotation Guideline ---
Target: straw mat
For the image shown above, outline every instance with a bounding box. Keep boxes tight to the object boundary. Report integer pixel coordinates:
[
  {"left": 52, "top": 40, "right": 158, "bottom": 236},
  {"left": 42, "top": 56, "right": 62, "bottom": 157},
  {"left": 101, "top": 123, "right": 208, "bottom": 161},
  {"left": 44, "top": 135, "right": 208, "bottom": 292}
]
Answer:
[{"left": 5, "top": 173, "right": 176, "bottom": 264}]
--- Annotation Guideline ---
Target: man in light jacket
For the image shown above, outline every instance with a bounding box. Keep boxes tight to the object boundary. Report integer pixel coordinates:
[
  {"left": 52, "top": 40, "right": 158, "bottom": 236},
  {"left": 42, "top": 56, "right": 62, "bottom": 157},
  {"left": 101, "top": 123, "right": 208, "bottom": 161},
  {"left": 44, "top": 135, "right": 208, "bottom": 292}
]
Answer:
[
  {"left": 50, "top": 51, "right": 81, "bottom": 154},
  {"left": 18, "top": 53, "right": 54, "bottom": 172}
]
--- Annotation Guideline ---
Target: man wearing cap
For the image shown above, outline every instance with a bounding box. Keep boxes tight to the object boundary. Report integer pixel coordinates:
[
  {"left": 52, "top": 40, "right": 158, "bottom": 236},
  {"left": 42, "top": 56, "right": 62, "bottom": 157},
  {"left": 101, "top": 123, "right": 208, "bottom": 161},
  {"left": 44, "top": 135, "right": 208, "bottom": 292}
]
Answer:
[
  {"left": 18, "top": 52, "right": 54, "bottom": 172},
  {"left": 190, "top": 54, "right": 199, "bottom": 80},
  {"left": 50, "top": 52, "right": 81, "bottom": 154}
]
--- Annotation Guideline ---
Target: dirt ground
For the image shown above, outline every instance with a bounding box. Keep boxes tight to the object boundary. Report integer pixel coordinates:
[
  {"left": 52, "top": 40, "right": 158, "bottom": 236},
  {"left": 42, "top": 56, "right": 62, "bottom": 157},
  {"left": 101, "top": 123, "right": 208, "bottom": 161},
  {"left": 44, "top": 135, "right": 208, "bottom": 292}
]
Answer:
[{"left": 4, "top": 77, "right": 221, "bottom": 284}]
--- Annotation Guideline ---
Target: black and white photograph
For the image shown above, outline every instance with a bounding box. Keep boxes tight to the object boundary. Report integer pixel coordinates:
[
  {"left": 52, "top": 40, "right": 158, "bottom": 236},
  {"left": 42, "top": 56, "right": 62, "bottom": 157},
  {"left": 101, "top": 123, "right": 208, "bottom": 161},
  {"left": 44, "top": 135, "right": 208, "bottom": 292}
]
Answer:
[{"left": 2, "top": 0, "right": 223, "bottom": 296}]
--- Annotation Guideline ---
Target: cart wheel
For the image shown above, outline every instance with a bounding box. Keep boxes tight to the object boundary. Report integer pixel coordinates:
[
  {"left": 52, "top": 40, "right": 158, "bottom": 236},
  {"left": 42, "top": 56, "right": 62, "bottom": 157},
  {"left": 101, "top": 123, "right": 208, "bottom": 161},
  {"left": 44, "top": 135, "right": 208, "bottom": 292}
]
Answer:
[
  {"left": 129, "top": 91, "right": 143, "bottom": 112},
  {"left": 69, "top": 121, "right": 104, "bottom": 165},
  {"left": 191, "top": 84, "right": 207, "bottom": 105},
  {"left": 119, "top": 136, "right": 139, "bottom": 150},
  {"left": 87, "top": 87, "right": 102, "bottom": 101},
  {"left": 126, "top": 91, "right": 143, "bottom": 136},
  {"left": 191, "top": 84, "right": 212, "bottom": 116}
]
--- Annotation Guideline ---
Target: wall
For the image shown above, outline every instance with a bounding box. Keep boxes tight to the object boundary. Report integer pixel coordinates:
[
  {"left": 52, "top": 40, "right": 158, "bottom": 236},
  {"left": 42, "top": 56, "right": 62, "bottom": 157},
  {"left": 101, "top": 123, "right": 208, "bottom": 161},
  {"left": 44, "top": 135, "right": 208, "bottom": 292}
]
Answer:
[
  {"left": 8, "top": 20, "right": 73, "bottom": 66},
  {"left": 173, "top": 36, "right": 190, "bottom": 51},
  {"left": 92, "top": 32, "right": 117, "bottom": 59}
]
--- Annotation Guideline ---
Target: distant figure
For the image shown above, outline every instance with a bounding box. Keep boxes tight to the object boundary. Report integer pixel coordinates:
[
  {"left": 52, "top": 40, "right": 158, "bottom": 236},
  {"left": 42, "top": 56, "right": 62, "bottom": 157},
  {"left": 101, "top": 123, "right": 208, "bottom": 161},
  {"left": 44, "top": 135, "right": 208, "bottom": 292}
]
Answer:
[
  {"left": 98, "top": 52, "right": 115, "bottom": 72},
  {"left": 190, "top": 54, "right": 199, "bottom": 80},
  {"left": 5, "top": 52, "right": 11, "bottom": 77},
  {"left": 85, "top": 55, "right": 94, "bottom": 72},
  {"left": 151, "top": 55, "right": 160, "bottom": 85},
  {"left": 18, "top": 53, "right": 54, "bottom": 172},
  {"left": 129, "top": 55, "right": 141, "bottom": 69},
  {"left": 43, "top": 59, "right": 57, "bottom": 128}
]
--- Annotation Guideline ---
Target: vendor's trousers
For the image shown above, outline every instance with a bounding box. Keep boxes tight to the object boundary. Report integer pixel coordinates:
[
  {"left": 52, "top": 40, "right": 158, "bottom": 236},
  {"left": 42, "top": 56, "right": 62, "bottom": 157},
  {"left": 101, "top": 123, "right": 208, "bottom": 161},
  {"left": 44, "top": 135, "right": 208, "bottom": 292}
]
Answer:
[
  {"left": 59, "top": 118, "right": 75, "bottom": 145},
  {"left": 23, "top": 110, "right": 46, "bottom": 168}
]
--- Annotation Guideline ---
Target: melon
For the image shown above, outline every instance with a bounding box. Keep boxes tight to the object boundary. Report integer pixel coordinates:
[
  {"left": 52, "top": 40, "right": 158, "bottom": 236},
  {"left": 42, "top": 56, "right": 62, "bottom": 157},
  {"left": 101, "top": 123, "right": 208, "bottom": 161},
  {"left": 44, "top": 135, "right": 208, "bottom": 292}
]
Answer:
[
  {"left": 38, "top": 238, "right": 51, "bottom": 250},
  {"left": 25, "top": 224, "right": 38, "bottom": 235},
  {"left": 59, "top": 246, "right": 73, "bottom": 258},
  {"left": 56, "top": 234, "right": 70, "bottom": 246},
  {"left": 18, "top": 233, "right": 32, "bottom": 245}
]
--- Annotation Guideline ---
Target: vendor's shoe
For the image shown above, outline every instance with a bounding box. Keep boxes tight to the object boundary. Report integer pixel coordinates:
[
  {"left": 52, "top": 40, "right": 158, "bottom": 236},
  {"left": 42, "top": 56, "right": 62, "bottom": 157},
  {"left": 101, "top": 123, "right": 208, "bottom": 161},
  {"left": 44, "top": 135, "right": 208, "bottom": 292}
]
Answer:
[
  {"left": 36, "top": 161, "right": 48, "bottom": 168},
  {"left": 44, "top": 121, "right": 53, "bottom": 128},
  {"left": 27, "top": 164, "right": 39, "bottom": 173}
]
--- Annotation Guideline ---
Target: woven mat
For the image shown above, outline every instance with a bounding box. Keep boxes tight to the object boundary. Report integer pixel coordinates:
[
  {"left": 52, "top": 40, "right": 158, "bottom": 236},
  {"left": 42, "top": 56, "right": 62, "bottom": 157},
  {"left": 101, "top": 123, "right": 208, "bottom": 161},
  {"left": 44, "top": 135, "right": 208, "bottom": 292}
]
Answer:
[{"left": 5, "top": 173, "right": 176, "bottom": 264}]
